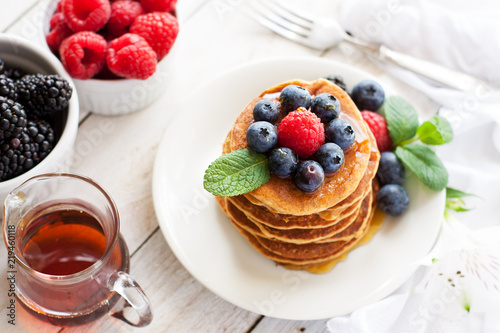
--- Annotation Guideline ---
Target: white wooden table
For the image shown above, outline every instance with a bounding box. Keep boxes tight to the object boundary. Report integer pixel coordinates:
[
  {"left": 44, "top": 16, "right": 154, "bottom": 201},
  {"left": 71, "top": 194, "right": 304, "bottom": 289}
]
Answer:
[{"left": 0, "top": 1, "right": 438, "bottom": 332}]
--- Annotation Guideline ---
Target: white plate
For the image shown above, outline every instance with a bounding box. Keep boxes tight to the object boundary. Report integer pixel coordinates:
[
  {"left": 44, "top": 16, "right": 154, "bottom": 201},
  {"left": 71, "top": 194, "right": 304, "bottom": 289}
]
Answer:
[{"left": 152, "top": 56, "right": 445, "bottom": 320}]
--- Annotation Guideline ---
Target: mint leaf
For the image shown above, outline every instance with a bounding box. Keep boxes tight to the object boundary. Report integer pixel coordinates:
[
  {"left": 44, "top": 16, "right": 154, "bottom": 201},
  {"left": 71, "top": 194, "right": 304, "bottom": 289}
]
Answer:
[
  {"left": 204, "top": 148, "right": 270, "bottom": 196},
  {"left": 382, "top": 96, "right": 419, "bottom": 145},
  {"left": 417, "top": 115, "right": 453, "bottom": 145},
  {"left": 395, "top": 144, "right": 448, "bottom": 191}
]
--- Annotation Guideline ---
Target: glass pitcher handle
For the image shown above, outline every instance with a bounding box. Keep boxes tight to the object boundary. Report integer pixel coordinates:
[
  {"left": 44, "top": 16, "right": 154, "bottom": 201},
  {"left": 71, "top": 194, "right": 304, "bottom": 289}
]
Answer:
[{"left": 108, "top": 271, "right": 153, "bottom": 327}]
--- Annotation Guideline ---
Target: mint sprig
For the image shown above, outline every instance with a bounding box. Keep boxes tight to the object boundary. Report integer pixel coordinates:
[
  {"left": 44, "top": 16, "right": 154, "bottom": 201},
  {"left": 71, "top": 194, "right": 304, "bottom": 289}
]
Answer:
[
  {"left": 384, "top": 96, "right": 453, "bottom": 192},
  {"left": 416, "top": 115, "right": 453, "bottom": 145},
  {"left": 395, "top": 145, "right": 448, "bottom": 191},
  {"left": 382, "top": 96, "right": 419, "bottom": 145},
  {"left": 203, "top": 148, "right": 270, "bottom": 197}
]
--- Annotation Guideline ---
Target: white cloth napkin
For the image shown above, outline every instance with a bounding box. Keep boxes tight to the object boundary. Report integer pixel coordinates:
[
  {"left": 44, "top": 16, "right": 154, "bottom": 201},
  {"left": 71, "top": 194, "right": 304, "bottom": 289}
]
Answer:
[
  {"left": 327, "top": 1, "right": 500, "bottom": 332},
  {"left": 339, "top": 0, "right": 500, "bottom": 86}
]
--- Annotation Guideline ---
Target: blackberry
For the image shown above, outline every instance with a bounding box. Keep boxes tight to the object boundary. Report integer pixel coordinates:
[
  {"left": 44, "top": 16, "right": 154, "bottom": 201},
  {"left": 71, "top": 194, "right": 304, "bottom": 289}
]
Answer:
[
  {"left": 0, "top": 133, "right": 36, "bottom": 181},
  {"left": 3, "top": 66, "right": 27, "bottom": 80},
  {"left": 25, "top": 119, "right": 56, "bottom": 160},
  {"left": 0, "top": 119, "right": 55, "bottom": 181},
  {"left": 0, "top": 75, "right": 18, "bottom": 100},
  {"left": 0, "top": 97, "right": 27, "bottom": 141},
  {"left": 325, "top": 75, "right": 347, "bottom": 91},
  {"left": 16, "top": 74, "right": 73, "bottom": 117},
  {"left": 0, "top": 59, "right": 5, "bottom": 74}
]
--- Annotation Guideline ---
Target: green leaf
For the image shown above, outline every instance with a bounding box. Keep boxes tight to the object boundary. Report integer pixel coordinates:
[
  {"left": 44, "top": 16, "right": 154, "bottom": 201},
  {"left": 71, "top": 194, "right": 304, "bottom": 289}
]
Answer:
[
  {"left": 395, "top": 144, "right": 448, "bottom": 191},
  {"left": 382, "top": 96, "right": 419, "bottom": 145},
  {"left": 203, "top": 148, "right": 270, "bottom": 197},
  {"left": 417, "top": 115, "right": 454, "bottom": 145},
  {"left": 445, "top": 187, "right": 476, "bottom": 214},
  {"left": 446, "top": 187, "right": 476, "bottom": 199}
]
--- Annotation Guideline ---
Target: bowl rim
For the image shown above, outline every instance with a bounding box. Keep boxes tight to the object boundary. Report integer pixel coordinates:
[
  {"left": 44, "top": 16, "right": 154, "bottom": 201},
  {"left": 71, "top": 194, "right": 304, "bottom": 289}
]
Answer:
[
  {"left": 0, "top": 33, "right": 79, "bottom": 190},
  {"left": 38, "top": 0, "right": 181, "bottom": 115}
]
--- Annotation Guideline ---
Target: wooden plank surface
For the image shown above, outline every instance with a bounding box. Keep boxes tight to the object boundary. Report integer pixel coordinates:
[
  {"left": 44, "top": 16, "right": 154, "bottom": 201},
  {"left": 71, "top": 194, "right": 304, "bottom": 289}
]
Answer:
[
  {"left": 61, "top": 231, "right": 261, "bottom": 333},
  {"left": 0, "top": 0, "right": 39, "bottom": 32}
]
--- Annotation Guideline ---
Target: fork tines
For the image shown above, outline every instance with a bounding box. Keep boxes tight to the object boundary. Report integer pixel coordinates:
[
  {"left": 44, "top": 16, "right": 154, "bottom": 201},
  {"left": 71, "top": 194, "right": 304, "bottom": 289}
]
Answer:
[{"left": 244, "top": 0, "right": 313, "bottom": 41}]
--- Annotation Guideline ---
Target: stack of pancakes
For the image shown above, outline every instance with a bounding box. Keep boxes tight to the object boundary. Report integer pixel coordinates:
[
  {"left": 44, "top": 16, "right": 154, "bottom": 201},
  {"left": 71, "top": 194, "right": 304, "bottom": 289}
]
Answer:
[{"left": 216, "top": 79, "right": 381, "bottom": 273}]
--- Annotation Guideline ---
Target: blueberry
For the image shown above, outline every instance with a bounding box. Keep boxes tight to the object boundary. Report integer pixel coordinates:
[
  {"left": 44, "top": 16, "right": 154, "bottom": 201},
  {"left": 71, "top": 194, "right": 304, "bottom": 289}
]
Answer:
[
  {"left": 377, "top": 152, "right": 405, "bottom": 186},
  {"left": 246, "top": 121, "right": 278, "bottom": 153},
  {"left": 315, "top": 143, "right": 344, "bottom": 173},
  {"left": 279, "top": 85, "right": 311, "bottom": 114},
  {"left": 310, "top": 93, "right": 341, "bottom": 123},
  {"left": 294, "top": 160, "right": 324, "bottom": 192},
  {"left": 377, "top": 184, "right": 409, "bottom": 216},
  {"left": 351, "top": 79, "right": 385, "bottom": 111},
  {"left": 253, "top": 99, "right": 280, "bottom": 124},
  {"left": 324, "top": 75, "right": 347, "bottom": 91},
  {"left": 325, "top": 118, "right": 355, "bottom": 150},
  {"left": 269, "top": 147, "right": 298, "bottom": 178}
]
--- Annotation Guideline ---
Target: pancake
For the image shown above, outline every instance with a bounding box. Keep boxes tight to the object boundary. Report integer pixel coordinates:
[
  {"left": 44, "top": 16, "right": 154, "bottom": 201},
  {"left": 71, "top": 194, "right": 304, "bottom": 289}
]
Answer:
[
  {"left": 219, "top": 188, "right": 375, "bottom": 266},
  {"left": 228, "top": 191, "right": 362, "bottom": 229},
  {"left": 254, "top": 189, "right": 373, "bottom": 260},
  {"left": 228, "top": 149, "right": 377, "bottom": 229},
  {"left": 224, "top": 79, "right": 373, "bottom": 216},
  {"left": 225, "top": 125, "right": 379, "bottom": 233},
  {"left": 225, "top": 196, "right": 359, "bottom": 244},
  {"left": 212, "top": 78, "right": 382, "bottom": 273}
]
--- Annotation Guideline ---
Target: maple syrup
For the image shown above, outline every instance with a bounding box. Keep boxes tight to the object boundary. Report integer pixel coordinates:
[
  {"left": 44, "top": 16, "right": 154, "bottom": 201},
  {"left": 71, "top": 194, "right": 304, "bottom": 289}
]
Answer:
[
  {"left": 15, "top": 204, "right": 129, "bottom": 326},
  {"left": 22, "top": 209, "right": 106, "bottom": 276}
]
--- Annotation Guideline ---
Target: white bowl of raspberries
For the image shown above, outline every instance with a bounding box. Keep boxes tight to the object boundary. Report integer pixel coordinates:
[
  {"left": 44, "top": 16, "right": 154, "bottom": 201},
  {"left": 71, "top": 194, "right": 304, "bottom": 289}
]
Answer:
[
  {"left": 42, "top": 0, "right": 180, "bottom": 115},
  {"left": 0, "top": 33, "right": 79, "bottom": 200}
]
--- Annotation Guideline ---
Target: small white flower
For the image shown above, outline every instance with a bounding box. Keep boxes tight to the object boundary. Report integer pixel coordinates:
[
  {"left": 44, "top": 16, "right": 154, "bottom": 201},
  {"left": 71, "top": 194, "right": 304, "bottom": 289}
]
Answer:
[{"left": 409, "top": 213, "right": 500, "bottom": 332}]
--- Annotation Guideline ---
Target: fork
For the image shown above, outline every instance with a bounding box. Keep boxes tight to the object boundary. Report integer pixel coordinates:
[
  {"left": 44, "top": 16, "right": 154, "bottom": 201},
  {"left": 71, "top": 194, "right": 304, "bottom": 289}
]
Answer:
[{"left": 245, "top": 0, "right": 490, "bottom": 92}]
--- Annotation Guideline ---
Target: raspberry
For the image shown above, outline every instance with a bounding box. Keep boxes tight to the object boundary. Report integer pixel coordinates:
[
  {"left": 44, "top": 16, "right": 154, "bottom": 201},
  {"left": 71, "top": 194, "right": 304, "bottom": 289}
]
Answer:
[
  {"left": 361, "top": 110, "right": 393, "bottom": 152},
  {"left": 130, "top": 12, "right": 179, "bottom": 61},
  {"left": 56, "top": 0, "right": 65, "bottom": 12},
  {"left": 62, "top": 0, "right": 111, "bottom": 32},
  {"left": 107, "top": 33, "right": 157, "bottom": 80},
  {"left": 107, "top": 1, "right": 145, "bottom": 38},
  {"left": 277, "top": 108, "right": 325, "bottom": 158},
  {"left": 49, "top": 11, "right": 64, "bottom": 30},
  {"left": 140, "top": 0, "right": 177, "bottom": 12},
  {"left": 59, "top": 31, "right": 108, "bottom": 80},
  {"left": 46, "top": 12, "right": 73, "bottom": 52}
]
